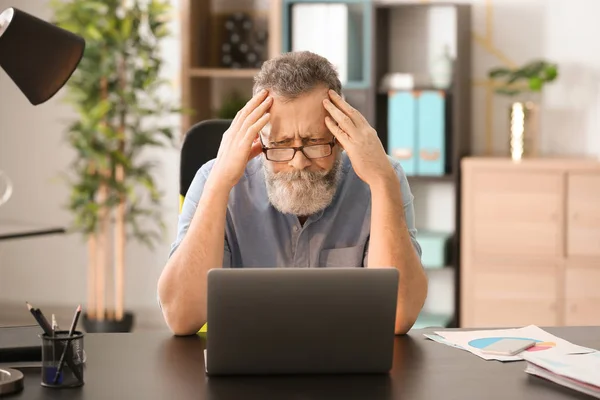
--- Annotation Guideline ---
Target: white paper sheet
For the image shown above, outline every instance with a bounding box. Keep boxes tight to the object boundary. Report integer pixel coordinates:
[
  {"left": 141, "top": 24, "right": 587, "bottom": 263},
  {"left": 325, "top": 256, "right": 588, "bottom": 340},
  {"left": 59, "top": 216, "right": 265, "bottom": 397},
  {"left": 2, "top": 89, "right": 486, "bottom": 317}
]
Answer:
[
  {"left": 430, "top": 325, "right": 596, "bottom": 362},
  {"left": 423, "top": 333, "right": 466, "bottom": 350},
  {"left": 523, "top": 351, "right": 600, "bottom": 398}
]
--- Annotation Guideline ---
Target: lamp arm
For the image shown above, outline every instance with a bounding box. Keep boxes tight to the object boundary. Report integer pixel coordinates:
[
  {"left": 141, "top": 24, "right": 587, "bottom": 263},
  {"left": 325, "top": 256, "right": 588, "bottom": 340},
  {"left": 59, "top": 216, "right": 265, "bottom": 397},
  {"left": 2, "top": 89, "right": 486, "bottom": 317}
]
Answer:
[{"left": 0, "top": 170, "right": 13, "bottom": 207}]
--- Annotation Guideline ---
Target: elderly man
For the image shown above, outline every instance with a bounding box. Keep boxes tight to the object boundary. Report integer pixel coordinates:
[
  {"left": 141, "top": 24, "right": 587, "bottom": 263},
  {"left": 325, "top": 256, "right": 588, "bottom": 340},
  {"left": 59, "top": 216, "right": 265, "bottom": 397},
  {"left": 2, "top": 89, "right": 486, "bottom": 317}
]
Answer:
[{"left": 157, "top": 51, "right": 427, "bottom": 336}]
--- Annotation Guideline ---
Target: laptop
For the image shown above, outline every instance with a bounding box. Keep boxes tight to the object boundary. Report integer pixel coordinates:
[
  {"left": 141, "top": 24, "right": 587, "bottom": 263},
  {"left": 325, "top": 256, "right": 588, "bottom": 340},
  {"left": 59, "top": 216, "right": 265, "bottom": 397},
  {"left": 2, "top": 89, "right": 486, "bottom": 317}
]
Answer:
[
  {"left": 0, "top": 325, "right": 42, "bottom": 366},
  {"left": 204, "top": 267, "right": 399, "bottom": 376}
]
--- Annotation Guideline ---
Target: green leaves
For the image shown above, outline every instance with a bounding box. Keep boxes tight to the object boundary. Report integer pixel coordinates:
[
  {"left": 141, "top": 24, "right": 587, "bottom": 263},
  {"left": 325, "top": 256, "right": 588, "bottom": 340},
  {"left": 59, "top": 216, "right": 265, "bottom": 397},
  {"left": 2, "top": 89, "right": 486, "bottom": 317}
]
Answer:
[
  {"left": 488, "top": 59, "right": 559, "bottom": 97},
  {"left": 51, "top": 0, "right": 180, "bottom": 249}
]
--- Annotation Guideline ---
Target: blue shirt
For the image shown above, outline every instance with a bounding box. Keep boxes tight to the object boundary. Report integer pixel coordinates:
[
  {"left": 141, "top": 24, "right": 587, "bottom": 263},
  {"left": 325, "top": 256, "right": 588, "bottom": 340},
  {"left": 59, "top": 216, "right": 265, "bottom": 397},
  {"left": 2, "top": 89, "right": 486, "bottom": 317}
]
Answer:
[{"left": 170, "top": 152, "right": 422, "bottom": 267}]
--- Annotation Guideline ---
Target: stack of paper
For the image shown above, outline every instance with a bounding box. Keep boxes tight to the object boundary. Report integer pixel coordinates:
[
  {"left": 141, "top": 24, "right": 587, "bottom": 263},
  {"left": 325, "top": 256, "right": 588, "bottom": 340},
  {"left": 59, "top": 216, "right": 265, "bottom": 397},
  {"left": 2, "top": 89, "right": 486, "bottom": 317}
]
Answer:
[
  {"left": 523, "top": 350, "right": 600, "bottom": 399},
  {"left": 425, "top": 325, "right": 600, "bottom": 397},
  {"left": 425, "top": 325, "right": 595, "bottom": 362}
]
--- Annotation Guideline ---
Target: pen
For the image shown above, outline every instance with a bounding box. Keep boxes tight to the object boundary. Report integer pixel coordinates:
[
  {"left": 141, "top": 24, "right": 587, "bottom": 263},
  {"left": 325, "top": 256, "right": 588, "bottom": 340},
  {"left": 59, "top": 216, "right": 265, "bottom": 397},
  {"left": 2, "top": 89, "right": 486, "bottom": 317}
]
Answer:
[
  {"left": 51, "top": 313, "right": 57, "bottom": 364},
  {"left": 53, "top": 305, "right": 82, "bottom": 384}
]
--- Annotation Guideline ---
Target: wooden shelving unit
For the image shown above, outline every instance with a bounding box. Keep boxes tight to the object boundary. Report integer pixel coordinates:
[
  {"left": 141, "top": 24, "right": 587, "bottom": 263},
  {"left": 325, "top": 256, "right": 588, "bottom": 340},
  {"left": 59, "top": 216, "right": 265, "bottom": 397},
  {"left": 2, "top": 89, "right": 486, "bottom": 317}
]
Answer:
[
  {"left": 370, "top": 3, "right": 472, "bottom": 328},
  {"left": 180, "top": 0, "right": 282, "bottom": 135},
  {"left": 282, "top": 1, "right": 472, "bottom": 327},
  {"left": 188, "top": 68, "right": 262, "bottom": 78}
]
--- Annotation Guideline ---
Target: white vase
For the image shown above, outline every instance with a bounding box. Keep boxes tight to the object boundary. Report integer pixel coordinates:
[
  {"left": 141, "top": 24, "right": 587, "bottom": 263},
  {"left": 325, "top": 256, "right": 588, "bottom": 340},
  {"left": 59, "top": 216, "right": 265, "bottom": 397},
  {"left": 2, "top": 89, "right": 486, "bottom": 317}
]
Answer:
[{"left": 430, "top": 45, "right": 453, "bottom": 89}]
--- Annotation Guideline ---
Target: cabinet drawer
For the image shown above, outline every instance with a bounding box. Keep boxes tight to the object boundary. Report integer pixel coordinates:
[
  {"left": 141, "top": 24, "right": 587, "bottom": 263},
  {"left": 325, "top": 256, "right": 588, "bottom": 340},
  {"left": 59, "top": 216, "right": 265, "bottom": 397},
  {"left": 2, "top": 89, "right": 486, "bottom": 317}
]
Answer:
[
  {"left": 470, "top": 299, "right": 559, "bottom": 328},
  {"left": 567, "top": 173, "right": 600, "bottom": 256},
  {"left": 565, "top": 261, "right": 600, "bottom": 326},
  {"left": 463, "top": 263, "right": 560, "bottom": 328},
  {"left": 469, "top": 170, "right": 563, "bottom": 257}
]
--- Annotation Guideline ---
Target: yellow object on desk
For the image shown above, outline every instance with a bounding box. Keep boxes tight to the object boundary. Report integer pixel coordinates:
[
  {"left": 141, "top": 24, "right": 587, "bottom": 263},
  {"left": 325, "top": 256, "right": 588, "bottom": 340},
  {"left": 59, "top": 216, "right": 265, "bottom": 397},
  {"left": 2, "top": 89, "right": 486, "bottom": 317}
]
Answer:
[{"left": 197, "top": 323, "right": 207, "bottom": 335}]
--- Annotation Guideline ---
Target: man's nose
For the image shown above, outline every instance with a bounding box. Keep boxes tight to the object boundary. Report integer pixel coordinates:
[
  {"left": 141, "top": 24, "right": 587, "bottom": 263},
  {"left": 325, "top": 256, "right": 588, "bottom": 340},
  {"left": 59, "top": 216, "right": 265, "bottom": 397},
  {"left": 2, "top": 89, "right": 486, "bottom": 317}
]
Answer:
[{"left": 288, "top": 149, "right": 311, "bottom": 170}]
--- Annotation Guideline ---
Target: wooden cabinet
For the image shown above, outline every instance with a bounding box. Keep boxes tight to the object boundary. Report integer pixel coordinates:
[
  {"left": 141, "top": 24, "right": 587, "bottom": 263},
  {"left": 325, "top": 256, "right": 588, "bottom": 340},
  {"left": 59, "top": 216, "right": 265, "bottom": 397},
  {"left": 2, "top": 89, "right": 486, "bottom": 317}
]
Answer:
[
  {"left": 469, "top": 169, "right": 563, "bottom": 258},
  {"left": 467, "top": 260, "right": 560, "bottom": 327},
  {"left": 565, "top": 260, "right": 600, "bottom": 326},
  {"left": 567, "top": 173, "right": 600, "bottom": 257},
  {"left": 461, "top": 157, "right": 600, "bottom": 328}
]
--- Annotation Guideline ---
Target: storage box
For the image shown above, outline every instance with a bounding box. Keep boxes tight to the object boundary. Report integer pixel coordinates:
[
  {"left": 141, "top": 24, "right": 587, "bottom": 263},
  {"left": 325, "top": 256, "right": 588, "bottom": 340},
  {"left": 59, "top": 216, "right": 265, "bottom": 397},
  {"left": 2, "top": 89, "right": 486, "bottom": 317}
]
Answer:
[
  {"left": 417, "top": 91, "right": 446, "bottom": 176},
  {"left": 388, "top": 91, "right": 417, "bottom": 175},
  {"left": 387, "top": 90, "right": 447, "bottom": 176},
  {"left": 416, "top": 231, "right": 452, "bottom": 268}
]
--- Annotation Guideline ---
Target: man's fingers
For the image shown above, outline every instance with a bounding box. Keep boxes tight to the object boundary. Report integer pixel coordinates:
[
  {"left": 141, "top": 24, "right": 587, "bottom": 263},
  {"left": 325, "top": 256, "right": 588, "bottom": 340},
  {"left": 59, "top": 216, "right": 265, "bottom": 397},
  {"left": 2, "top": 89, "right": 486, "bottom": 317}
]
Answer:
[
  {"left": 323, "top": 98, "right": 355, "bottom": 134},
  {"left": 327, "top": 89, "right": 367, "bottom": 127},
  {"left": 248, "top": 140, "right": 263, "bottom": 161},
  {"left": 244, "top": 112, "right": 271, "bottom": 144},
  {"left": 233, "top": 89, "right": 269, "bottom": 129},
  {"left": 325, "top": 116, "right": 349, "bottom": 146},
  {"left": 241, "top": 95, "right": 273, "bottom": 133}
]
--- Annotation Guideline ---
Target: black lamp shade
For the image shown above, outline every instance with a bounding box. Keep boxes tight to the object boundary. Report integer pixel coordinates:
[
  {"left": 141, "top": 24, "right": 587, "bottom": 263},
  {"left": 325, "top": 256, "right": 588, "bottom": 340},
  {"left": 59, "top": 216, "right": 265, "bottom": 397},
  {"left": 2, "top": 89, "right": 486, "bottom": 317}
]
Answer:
[{"left": 0, "top": 7, "right": 85, "bottom": 105}]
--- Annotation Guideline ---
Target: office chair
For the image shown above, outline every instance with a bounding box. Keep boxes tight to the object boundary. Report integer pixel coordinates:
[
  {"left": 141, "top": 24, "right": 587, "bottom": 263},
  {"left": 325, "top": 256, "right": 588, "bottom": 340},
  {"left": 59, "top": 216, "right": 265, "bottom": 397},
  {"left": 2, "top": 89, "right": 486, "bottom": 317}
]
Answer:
[{"left": 179, "top": 119, "right": 232, "bottom": 212}]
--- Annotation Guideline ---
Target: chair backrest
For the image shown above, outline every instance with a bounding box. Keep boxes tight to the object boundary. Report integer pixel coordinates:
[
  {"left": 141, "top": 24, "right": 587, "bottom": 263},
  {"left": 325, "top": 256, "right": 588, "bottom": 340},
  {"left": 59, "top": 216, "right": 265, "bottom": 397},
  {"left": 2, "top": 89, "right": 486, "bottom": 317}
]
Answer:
[{"left": 179, "top": 119, "right": 232, "bottom": 210}]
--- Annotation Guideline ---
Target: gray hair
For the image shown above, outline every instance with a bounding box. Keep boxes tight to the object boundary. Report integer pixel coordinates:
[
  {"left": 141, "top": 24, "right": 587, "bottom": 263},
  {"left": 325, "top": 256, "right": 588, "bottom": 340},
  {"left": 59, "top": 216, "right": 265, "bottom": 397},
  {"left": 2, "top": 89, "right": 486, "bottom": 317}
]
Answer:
[{"left": 253, "top": 51, "right": 342, "bottom": 99}]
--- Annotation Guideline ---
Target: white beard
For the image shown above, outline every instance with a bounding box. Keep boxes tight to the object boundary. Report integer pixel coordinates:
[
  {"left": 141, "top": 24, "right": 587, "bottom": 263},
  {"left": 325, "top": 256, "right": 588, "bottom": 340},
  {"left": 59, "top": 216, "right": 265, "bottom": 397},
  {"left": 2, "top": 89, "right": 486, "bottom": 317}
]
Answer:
[{"left": 263, "top": 154, "right": 343, "bottom": 216}]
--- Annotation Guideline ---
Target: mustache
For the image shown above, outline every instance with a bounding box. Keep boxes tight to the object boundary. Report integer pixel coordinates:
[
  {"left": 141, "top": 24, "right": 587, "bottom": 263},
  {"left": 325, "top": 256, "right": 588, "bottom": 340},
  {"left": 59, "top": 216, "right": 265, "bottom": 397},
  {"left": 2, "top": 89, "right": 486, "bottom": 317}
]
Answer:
[{"left": 271, "top": 169, "right": 329, "bottom": 183}]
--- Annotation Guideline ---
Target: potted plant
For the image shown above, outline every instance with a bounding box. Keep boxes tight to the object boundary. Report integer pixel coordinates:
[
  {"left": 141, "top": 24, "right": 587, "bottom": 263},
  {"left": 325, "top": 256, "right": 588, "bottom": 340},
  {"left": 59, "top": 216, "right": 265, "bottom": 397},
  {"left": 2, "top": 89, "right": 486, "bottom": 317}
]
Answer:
[
  {"left": 488, "top": 60, "right": 558, "bottom": 160},
  {"left": 216, "top": 90, "right": 249, "bottom": 119},
  {"left": 50, "top": 0, "right": 182, "bottom": 332}
]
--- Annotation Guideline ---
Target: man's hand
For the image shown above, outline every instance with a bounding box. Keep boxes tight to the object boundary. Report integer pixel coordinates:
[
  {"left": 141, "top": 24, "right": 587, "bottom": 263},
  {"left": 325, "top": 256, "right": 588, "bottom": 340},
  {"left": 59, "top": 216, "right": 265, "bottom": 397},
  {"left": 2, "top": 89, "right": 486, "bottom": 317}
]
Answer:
[
  {"left": 211, "top": 89, "right": 272, "bottom": 189},
  {"left": 323, "top": 89, "right": 394, "bottom": 187}
]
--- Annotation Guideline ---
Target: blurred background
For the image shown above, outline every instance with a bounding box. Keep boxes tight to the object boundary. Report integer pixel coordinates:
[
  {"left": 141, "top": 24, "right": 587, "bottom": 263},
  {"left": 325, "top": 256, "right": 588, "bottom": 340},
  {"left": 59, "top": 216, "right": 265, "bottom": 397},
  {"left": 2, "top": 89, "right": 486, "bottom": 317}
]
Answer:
[{"left": 0, "top": 0, "right": 598, "bottom": 332}]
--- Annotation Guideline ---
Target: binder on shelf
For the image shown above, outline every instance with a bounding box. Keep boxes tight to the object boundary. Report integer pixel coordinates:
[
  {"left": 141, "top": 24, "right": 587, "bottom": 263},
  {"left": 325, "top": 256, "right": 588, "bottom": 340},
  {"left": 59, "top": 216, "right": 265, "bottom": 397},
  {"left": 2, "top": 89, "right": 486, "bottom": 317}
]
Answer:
[
  {"left": 417, "top": 91, "right": 446, "bottom": 176},
  {"left": 291, "top": 3, "right": 349, "bottom": 84},
  {"left": 388, "top": 91, "right": 417, "bottom": 175}
]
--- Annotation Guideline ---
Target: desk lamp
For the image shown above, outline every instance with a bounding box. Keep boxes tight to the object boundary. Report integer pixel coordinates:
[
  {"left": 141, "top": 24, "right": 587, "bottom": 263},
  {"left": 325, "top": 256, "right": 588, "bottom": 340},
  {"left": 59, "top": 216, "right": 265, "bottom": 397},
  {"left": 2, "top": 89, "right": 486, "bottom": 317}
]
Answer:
[
  {"left": 0, "top": 6, "right": 84, "bottom": 396},
  {"left": 0, "top": 6, "right": 84, "bottom": 208}
]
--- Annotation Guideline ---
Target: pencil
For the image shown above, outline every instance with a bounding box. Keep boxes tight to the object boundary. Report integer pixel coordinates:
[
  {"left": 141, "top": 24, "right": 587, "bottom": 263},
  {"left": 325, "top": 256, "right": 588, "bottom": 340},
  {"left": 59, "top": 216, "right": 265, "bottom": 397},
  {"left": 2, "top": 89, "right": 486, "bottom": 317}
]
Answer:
[
  {"left": 26, "top": 301, "right": 52, "bottom": 335},
  {"left": 53, "top": 305, "right": 82, "bottom": 384}
]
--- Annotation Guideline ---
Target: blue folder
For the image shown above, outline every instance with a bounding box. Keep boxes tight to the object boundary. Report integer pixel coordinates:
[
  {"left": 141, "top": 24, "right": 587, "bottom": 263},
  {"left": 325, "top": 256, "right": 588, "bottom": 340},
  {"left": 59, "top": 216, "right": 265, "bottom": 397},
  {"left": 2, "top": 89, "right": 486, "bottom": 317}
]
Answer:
[
  {"left": 387, "top": 91, "right": 417, "bottom": 175},
  {"left": 416, "top": 91, "right": 446, "bottom": 176}
]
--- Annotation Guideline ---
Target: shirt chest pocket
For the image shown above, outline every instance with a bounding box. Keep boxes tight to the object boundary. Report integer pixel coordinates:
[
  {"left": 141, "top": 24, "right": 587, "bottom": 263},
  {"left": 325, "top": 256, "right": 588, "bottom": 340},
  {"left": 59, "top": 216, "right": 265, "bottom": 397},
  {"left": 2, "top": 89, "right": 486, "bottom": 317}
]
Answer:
[{"left": 319, "top": 245, "right": 365, "bottom": 268}]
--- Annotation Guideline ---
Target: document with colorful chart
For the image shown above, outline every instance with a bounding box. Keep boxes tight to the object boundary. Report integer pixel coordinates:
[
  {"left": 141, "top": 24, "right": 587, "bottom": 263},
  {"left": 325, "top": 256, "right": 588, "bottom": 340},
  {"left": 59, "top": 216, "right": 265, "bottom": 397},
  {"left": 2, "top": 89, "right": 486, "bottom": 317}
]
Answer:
[{"left": 429, "top": 325, "right": 596, "bottom": 362}]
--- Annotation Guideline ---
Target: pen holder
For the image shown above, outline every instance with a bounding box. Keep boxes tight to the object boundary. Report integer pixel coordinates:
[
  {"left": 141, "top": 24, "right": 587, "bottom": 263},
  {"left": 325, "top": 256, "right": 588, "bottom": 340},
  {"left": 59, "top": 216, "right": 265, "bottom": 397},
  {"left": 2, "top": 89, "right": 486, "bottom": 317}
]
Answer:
[{"left": 40, "top": 331, "right": 85, "bottom": 388}]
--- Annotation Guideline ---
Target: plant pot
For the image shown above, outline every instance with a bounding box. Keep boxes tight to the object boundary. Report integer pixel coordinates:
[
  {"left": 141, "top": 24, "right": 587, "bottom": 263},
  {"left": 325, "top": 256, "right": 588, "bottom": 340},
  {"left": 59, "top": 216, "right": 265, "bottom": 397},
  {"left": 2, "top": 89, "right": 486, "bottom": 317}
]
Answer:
[{"left": 81, "top": 311, "right": 135, "bottom": 333}]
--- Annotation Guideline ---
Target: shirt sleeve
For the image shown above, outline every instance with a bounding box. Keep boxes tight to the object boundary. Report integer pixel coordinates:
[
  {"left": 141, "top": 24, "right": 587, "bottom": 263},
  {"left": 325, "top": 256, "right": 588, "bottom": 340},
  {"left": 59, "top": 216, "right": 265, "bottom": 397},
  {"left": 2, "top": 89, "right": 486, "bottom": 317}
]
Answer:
[
  {"left": 362, "top": 160, "right": 422, "bottom": 267},
  {"left": 168, "top": 163, "right": 232, "bottom": 266}
]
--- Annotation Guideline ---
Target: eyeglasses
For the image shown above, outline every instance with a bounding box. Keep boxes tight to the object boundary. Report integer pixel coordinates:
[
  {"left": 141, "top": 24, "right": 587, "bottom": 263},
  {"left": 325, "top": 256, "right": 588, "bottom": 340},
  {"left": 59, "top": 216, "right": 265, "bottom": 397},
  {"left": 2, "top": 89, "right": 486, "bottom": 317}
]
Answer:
[{"left": 260, "top": 135, "right": 336, "bottom": 162}]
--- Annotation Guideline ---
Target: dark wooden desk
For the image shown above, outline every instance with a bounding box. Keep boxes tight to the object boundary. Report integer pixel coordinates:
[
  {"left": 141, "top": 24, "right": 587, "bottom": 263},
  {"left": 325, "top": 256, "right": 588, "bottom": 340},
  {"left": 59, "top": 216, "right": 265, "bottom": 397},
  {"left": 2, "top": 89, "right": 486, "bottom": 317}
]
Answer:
[{"left": 10, "top": 326, "right": 600, "bottom": 400}]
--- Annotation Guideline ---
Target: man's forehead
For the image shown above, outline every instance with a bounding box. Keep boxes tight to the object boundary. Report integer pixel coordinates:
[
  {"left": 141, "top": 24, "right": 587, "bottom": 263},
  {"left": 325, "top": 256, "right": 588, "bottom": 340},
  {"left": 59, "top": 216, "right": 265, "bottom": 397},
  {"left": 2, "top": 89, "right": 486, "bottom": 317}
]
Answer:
[{"left": 262, "top": 122, "right": 328, "bottom": 139}]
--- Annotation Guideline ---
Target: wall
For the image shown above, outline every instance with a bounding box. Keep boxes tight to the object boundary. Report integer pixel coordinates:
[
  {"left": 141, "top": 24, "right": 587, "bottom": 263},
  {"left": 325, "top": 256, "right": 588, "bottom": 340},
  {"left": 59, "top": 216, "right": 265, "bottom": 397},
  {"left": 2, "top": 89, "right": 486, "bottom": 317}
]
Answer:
[
  {"left": 1, "top": 0, "right": 598, "bottom": 326},
  {"left": 0, "top": 0, "right": 181, "bottom": 328}
]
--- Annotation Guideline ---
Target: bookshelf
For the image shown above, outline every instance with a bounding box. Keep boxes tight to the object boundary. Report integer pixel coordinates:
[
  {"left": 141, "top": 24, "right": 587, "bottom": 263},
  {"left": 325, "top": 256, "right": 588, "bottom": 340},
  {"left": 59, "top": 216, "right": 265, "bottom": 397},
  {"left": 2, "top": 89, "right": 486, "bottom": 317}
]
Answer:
[
  {"left": 282, "top": 1, "right": 472, "bottom": 327},
  {"left": 371, "top": 3, "right": 472, "bottom": 328},
  {"left": 179, "top": 0, "right": 282, "bottom": 135}
]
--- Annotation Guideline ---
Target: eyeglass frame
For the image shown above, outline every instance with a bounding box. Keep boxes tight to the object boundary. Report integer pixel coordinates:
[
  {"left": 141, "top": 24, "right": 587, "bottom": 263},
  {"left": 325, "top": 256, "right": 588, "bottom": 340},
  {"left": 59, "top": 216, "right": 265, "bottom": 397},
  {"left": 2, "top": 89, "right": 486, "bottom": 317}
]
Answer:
[{"left": 259, "top": 134, "right": 337, "bottom": 162}]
